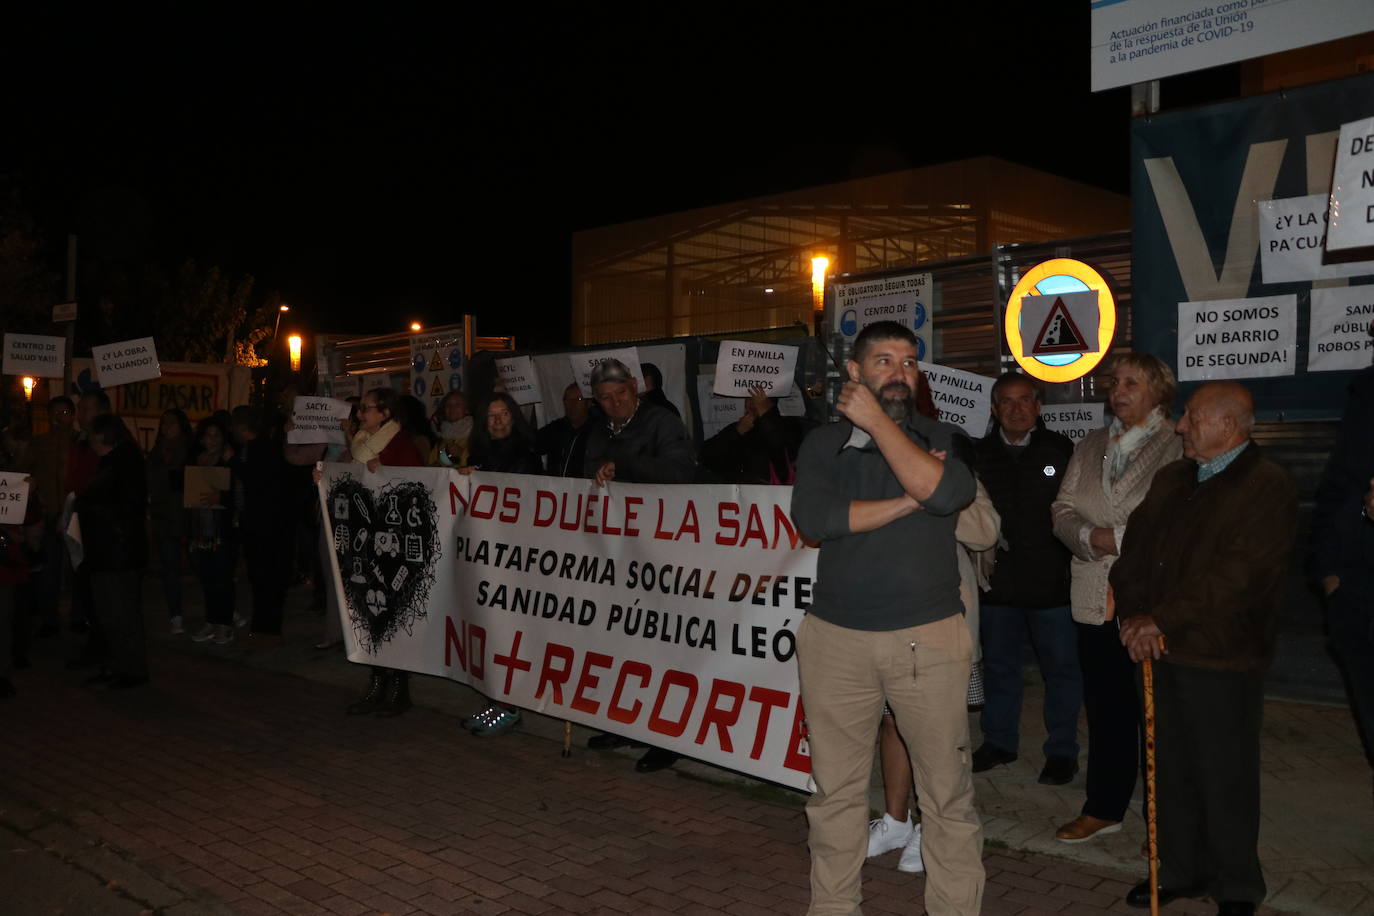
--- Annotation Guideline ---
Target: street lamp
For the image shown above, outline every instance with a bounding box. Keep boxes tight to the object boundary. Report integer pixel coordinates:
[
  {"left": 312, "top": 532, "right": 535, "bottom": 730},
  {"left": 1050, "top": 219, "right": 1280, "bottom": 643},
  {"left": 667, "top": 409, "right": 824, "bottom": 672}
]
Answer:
[
  {"left": 21, "top": 377, "right": 35, "bottom": 401},
  {"left": 409, "top": 321, "right": 422, "bottom": 332},
  {"left": 288, "top": 335, "right": 302, "bottom": 372},
  {"left": 273, "top": 304, "right": 290, "bottom": 343}
]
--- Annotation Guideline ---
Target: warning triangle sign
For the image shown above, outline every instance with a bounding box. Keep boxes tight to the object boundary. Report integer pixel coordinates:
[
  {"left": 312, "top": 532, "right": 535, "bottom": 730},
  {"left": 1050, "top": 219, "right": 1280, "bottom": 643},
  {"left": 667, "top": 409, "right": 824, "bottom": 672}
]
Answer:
[
  {"left": 1030, "top": 297, "right": 1091, "bottom": 355},
  {"left": 431, "top": 374, "right": 445, "bottom": 395},
  {"left": 427, "top": 352, "right": 444, "bottom": 372}
]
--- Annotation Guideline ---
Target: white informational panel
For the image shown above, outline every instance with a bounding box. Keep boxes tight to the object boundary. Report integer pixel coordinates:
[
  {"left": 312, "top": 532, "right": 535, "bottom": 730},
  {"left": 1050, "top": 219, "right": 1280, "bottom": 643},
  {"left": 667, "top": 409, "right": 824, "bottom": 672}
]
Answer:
[
  {"left": 1259, "top": 195, "right": 1374, "bottom": 284},
  {"left": 3, "top": 333, "right": 65, "bottom": 378},
  {"left": 287, "top": 396, "right": 352, "bottom": 445},
  {"left": 712, "top": 341, "right": 798, "bottom": 397},
  {"left": 409, "top": 332, "right": 464, "bottom": 418},
  {"left": 0, "top": 473, "right": 30, "bottom": 524},
  {"left": 697, "top": 372, "right": 746, "bottom": 440},
  {"left": 1308, "top": 286, "right": 1374, "bottom": 373},
  {"left": 1091, "top": 0, "right": 1374, "bottom": 92},
  {"left": 495, "top": 356, "right": 543, "bottom": 406},
  {"left": 91, "top": 337, "right": 161, "bottom": 388},
  {"left": 1328, "top": 117, "right": 1374, "bottom": 254},
  {"left": 569, "top": 347, "right": 643, "bottom": 398},
  {"left": 1041, "top": 403, "right": 1107, "bottom": 444},
  {"left": 833, "top": 272, "right": 933, "bottom": 362},
  {"left": 1176, "top": 295, "right": 1297, "bottom": 381},
  {"left": 332, "top": 376, "right": 361, "bottom": 400},
  {"left": 918, "top": 362, "right": 994, "bottom": 438}
]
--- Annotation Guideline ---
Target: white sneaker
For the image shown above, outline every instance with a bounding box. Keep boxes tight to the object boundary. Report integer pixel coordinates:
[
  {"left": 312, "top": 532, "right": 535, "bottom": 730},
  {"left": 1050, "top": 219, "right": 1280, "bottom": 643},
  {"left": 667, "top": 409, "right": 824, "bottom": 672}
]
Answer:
[
  {"left": 897, "top": 823, "right": 924, "bottom": 873},
  {"left": 233, "top": 612, "right": 249, "bottom": 629},
  {"left": 189, "top": 623, "right": 215, "bottom": 642},
  {"left": 211, "top": 625, "right": 235, "bottom": 646},
  {"left": 866, "top": 812, "right": 913, "bottom": 857},
  {"left": 169, "top": 615, "right": 185, "bottom": 635}
]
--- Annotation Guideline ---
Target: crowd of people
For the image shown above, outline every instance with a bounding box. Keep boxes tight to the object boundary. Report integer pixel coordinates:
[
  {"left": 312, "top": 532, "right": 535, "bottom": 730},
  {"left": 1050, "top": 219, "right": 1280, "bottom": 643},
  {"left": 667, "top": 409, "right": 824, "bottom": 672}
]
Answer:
[{"left": 1, "top": 326, "right": 1370, "bottom": 916}]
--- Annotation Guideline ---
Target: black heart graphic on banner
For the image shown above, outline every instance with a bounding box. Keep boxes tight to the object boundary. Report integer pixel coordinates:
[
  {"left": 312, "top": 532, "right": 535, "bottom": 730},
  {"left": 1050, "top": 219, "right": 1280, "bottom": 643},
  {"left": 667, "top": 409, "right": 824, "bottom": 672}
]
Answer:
[{"left": 325, "top": 474, "right": 442, "bottom": 653}]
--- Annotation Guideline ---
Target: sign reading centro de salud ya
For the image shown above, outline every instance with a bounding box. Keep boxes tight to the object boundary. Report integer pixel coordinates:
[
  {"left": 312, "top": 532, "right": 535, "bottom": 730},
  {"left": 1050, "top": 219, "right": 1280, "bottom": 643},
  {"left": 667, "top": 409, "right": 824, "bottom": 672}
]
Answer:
[{"left": 1003, "top": 259, "right": 1118, "bottom": 384}]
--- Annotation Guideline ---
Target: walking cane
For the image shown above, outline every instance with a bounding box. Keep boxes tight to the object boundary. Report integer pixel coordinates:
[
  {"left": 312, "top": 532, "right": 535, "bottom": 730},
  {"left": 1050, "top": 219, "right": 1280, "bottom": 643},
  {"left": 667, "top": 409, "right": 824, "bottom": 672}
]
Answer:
[
  {"left": 561, "top": 721, "right": 572, "bottom": 758},
  {"left": 1142, "top": 647, "right": 1161, "bottom": 916}
]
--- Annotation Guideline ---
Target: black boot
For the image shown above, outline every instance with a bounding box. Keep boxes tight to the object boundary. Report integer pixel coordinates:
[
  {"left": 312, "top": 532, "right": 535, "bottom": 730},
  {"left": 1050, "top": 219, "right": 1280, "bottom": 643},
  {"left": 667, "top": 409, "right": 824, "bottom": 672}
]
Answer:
[
  {"left": 346, "top": 668, "right": 386, "bottom": 715},
  {"left": 375, "top": 670, "right": 411, "bottom": 717}
]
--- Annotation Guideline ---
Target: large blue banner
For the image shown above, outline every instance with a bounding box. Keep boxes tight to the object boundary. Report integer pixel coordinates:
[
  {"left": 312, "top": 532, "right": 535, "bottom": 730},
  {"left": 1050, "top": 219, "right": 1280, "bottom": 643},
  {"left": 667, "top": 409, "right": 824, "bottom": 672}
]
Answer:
[{"left": 1131, "top": 72, "right": 1374, "bottom": 418}]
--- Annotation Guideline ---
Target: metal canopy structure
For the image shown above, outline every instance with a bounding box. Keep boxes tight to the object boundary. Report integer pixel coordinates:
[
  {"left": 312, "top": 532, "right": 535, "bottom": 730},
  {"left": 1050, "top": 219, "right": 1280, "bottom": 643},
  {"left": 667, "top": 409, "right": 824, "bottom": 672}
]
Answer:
[{"left": 572, "top": 157, "right": 1128, "bottom": 345}]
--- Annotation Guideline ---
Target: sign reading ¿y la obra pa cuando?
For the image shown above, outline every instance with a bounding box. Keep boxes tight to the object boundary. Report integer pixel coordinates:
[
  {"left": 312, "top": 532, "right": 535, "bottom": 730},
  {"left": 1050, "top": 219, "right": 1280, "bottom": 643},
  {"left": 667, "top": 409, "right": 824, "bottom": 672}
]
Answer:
[
  {"left": 918, "top": 362, "right": 993, "bottom": 438},
  {"left": 2, "top": 333, "right": 65, "bottom": 378},
  {"left": 318, "top": 466, "right": 817, "bottom": 789},
  {"left": 1177, "top": 295, "right": 1296, "bottom": 382},
  {"left": 1308, "top": 285, "right": 1374, "bottom": 373},
  {"left": 1258, "top": 194, "right": 1374, "bottom": 284},
  {"left": 91, "top": 337, "right": 161, "bottom": 388},
  {"left": 712, "top": 341, "right": 798, "bottom": 397}
]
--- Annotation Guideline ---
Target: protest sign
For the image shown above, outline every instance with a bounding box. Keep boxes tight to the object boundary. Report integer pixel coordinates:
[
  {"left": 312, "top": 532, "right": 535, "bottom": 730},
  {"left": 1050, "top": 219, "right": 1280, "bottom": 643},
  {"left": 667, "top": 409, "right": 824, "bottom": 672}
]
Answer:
[
  {"left": 0, "top": 473, "right": 30, "bottom": 524},
  {"left": 1328, "top": 115, "right": 1374, "bottom": 253},
  {"left": 1177, "top": 295, "right": 1297, "bottom": 381},
  {"left": 1258, "top": 195, "right": 1374, "bottom": 283},
  {"left": 288, "top": 396, "right": 352, "bottom": 445},
  {"left": 1308, "top": 286, "right": 1374, "bottom": 373},
  {"left": 496, "top": 356, "right": 542, "bottom": 405},
  {"left": 332, "top": 376, "right": 361, "bottom": 400},
  {"left": 833, "top": 272, "right": 933, "bottom": 361},
  {"left": 410, "top": 331, "right": 465, "bottom": 418},
  {"left": 1041, "top": 403, "right": 1106, "bottom": 443},
  {"left": 91, "top": 337, "right": 161, "bottom": 388},
  {"left": 696, "top": 371, "right": 746, "bottom": 439},
  {"left": 319, "top": 467, "right": 816, "bottom": 789},
  {"left": 183, "top": 466, "right": 231, "bottom": 509},
  {"left": 570, "top": 347, "right": 643, "bottom": 397},
  {"left": 918, "top": 362, "right": 993, "bottom": 438},
  {"left": 3, "top": 333, "right": 65, "bottom": 378},
  {"left": 712, "top": 341, "right": 797, "bottom": 397}
]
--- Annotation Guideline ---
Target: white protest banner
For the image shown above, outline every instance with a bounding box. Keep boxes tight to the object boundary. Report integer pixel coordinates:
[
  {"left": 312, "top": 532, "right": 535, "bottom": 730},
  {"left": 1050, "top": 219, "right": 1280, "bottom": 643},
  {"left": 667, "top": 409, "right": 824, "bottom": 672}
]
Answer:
[
  {"left": 91, "top": 337, "right": 161, "bottom": 388},
  {"left": 410, "top": 331, "right": 465, "bottom": 418},
  {"left": 1308, "top": 286, "right": 1374, "bottom": 373},
  {"left": 713, "top": 341, "right": 797, "bottom": 397},
  {"left": 918, "top": 362, "right": 993, "bottom": 438},
  {"left": 287, "top": 396, "right": 352, "bottom": 445},
  {"left": 319, "top": 466, "right": 815, "bottom": 789},
  {"left": 778, "top": 387, "right": 806, "bottom": 418},
  {"left": 1091, "top": 0, "right": 1374, "bottom": 92},
  {"left": 1041, "top": 403, "right": 1106, "bottom": 443},
  {"left": 495, "top": 356, "right": 543, "bottom": 406},
  {"left": 1258, "top": 195, "right": 1374, "bottom": 283},
  {"left": 1177, "top": 295, "right": 1297, "bottom": 382},
  {"left": 696, "top": 371, "right": 745, "bottom": 440},
  {"left": 571, "top": 347, "right": 643, "bottom": 398},
  {"left": 332, "top": 376, "right": 361, "bottom": 400},
  {"left": 0, "top": 473, "right": 30, "bottom": 524},
  {"left": 3, "top": 333, "right": 65, "bottom": 378},
  {"left": 834, "top": 272, "right": 933, "bottom": 361},
  {"left": 1328, "top": 116, "right": 1374, "bottom": 253}
]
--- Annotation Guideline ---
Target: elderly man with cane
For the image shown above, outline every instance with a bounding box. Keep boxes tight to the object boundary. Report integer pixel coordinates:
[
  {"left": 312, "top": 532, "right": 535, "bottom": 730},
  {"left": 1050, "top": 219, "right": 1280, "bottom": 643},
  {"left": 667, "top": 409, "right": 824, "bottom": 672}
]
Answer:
[{"left": 1109, "top": 381, "right": 1296, "bottom": 916}]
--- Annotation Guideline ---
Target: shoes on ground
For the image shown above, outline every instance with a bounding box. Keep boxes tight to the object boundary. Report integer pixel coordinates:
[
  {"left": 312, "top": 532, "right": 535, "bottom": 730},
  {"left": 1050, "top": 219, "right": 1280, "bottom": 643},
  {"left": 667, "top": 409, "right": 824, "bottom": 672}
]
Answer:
[
  {"left": 587, "top": 732, "right": 646, "bottom": 751},
  {"left": 211, "top": 625, "right": 235, "bottom": 646},
  {"left": 897, "top": 823, "right": 924, "bottom": 874},
  {"left": 1125, "top": 880, "right": 1206, "bottom": 908},
  {"left": 468, "top": 706, "right": 520, "bottom": 737},
  {"left": 866, "top": 812, "right": 913, "bottom": 857},
  {"left": 1038, "top": 755, "right": 1079, "bottom": 785},
  {"left": 169, "top": 615, "right": 185, "bottom": 635},
  {"left": 635, "top": 748, "right": 680, "bottom": 772},
  {"left": 971, "top": 743, "right": 1017, "bottom": 773},
  {"left": 233, "top": 612, "right": 249, "bottom": 629},
  {"left": 1055, "top": 814, "right": 1122, "bottom": 843},
  {"left": 190, "top": 623, "right": 216, "bottom": 643}
]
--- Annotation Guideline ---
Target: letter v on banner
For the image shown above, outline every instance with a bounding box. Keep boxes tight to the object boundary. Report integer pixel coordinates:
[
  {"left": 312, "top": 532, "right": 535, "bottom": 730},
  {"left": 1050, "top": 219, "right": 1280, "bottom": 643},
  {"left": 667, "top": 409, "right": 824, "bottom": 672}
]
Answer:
[{"left": 1143, "top": 140, "right": 1286, "bottom": 301}]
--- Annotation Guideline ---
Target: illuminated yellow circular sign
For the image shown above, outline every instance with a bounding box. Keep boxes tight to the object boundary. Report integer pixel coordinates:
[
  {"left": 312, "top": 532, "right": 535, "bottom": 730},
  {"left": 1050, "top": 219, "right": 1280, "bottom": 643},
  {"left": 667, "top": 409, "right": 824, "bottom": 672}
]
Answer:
[{"left": 1004, "top": 258, "right": 1117, "bottom": 383}]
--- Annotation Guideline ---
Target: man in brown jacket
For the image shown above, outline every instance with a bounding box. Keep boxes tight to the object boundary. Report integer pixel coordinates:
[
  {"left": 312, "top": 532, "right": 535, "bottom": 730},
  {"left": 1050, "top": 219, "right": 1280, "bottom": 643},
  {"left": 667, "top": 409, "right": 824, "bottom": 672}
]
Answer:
[{"left": 1111, "top": 381, "right": 1296, "bottom": 916}]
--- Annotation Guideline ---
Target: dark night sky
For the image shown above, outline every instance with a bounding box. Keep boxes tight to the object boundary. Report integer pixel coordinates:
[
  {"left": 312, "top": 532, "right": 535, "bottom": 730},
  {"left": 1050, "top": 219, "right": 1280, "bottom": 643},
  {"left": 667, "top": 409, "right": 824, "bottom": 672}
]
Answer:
[{"left": 1, "top": 7, "right": 1234, "bottom": 352}]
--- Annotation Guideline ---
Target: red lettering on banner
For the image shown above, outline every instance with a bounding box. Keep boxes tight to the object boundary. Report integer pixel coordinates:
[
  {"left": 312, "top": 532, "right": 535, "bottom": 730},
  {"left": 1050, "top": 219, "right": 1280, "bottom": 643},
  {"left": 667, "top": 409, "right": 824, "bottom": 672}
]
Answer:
[
  {"left": 584, "top": 494, "right": 600, "bottom": 533},
  {"left": 783, "top": 697, "right": 812, "bottom": 774},
  {"left": 623, "top": 496, "right": 642, "bottom": 536},
  {"left": 715, "top": 501, "right": 740, "bottom": 545},
  {"left": 654, "top": 499, "right": 701, "bottom": 542},
  {"left": 717, "top": 501, "right": 808, "bottom": 549},
  {"left": 493, "top": 630, "right": 533, "bottom": 695},
  {"left": 534, "top": 642, "right": 575, "bottom": 703},
  {"left": 772, "top": 504, "right": 804, "bottom": 549},
  {"left": 608, "top": 660, "right": 652, "bottom": 723},
  {"left": 500, "top": 487, "right": 520, "bottom": 523},
  {"left": 647, "top": 669, "right": 699, "bottom": 738},
  {"left": 598, "top": 493, "right": 621, "bottom": 535},
  {"left": 571, "top": 651, "right": 614, "bottom": 715},
  {"left": 449, "top": 481, "right": 467, "bottom": 515},
  {"left": 443, "top": 616, "right": 486, "bottom": 678},
  {"left": 470, "top": 484, "right": 499, "bottom": 519},
  {"left": 747, "top": 686, "right": 790, "bottom": 760},
  {"left": 533, "top": 490, "right": 556, "bottom": 527},
  {"left": 740, "top": 504, "right": 768, "bottom": 548},
  {"left": 694, "top": 678, "right": 745, "bottom": 751}
]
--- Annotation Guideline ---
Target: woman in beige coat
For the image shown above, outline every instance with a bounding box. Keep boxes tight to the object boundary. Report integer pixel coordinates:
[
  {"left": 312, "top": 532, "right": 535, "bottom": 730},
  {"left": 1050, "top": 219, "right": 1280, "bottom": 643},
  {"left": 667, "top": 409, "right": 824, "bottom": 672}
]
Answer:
[{"left": 1049, "top": 353, "right": 1183, "bottom": 844}]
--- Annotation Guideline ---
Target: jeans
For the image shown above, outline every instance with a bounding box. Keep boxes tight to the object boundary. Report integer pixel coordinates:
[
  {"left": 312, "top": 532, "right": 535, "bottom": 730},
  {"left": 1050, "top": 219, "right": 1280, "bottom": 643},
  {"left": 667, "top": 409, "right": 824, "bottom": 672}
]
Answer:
[
  {"left": 1077, "top": 619, "right": 1143, "bottom": 822},
  {"left": 797, "top": 613, "right": 984, "bottom": 915},
  {"left": 193, "top": 543, "right": 237, "bottom": 627},
  {"left": 979, "top": 603, "right": 1082, "bottom": 759}
]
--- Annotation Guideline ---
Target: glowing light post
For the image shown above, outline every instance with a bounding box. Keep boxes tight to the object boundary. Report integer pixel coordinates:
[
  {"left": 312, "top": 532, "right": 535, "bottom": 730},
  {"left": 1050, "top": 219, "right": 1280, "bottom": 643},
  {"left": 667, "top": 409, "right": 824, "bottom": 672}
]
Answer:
[
  {"left": 21, "top": 377, "right": 35, "bottom": 402},
  {"left": 810, "top": 255, "right": 830, "bottom": 337},
  {"left": 288, "top": 335, "right": 302, "bottom": 372}
]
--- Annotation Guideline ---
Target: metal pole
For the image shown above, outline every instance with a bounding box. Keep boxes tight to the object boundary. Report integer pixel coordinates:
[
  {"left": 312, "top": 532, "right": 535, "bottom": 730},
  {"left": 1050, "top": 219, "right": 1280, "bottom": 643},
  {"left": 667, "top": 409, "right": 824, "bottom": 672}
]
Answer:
[{"left": 65, "top": 235, "right": 77, "bottom": 396}]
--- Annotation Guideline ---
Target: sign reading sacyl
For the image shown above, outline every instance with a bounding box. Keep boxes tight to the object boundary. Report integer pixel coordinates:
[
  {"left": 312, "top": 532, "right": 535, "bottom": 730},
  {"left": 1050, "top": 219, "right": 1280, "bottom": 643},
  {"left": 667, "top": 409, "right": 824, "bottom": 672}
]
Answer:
[{"left": 91, "top": 337, "right": 161, "bottom": 388}]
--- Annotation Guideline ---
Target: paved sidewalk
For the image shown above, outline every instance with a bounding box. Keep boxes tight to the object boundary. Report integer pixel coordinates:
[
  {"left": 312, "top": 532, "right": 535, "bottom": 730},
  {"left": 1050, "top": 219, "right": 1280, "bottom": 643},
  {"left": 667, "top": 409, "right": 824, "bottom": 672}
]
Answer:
[{"left": 0, "top": 578, "right": 1368, "bottom": 915}]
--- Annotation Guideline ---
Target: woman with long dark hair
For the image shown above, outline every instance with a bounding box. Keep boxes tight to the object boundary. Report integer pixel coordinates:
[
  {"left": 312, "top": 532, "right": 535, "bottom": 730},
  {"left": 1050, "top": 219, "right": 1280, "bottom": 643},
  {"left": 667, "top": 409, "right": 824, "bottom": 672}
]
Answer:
[{"left": 147, "top": 409, "right": 193, "bottom": 633}]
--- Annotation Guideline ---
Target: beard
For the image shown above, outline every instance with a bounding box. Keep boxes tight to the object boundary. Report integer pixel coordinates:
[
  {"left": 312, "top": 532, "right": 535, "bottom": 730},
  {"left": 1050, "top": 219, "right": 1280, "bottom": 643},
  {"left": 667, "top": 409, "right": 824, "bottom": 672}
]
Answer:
[{"left": 871, "top": 381, "right": 916, "bottom": 421}]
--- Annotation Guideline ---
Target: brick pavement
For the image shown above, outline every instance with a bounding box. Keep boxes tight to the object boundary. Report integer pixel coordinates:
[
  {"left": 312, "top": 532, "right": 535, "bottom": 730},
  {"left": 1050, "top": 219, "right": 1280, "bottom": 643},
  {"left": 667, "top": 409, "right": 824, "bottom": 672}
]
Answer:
[{"left": 1, "top": 587, "right": 1367, "bottom": 915}]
